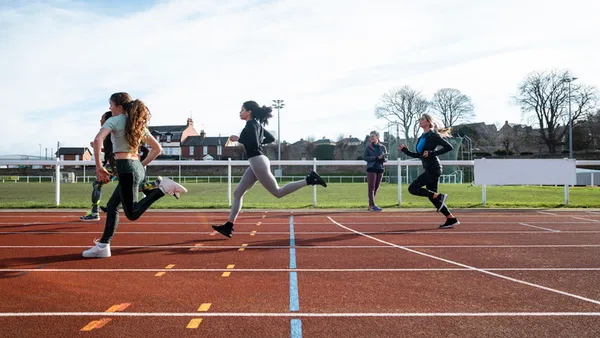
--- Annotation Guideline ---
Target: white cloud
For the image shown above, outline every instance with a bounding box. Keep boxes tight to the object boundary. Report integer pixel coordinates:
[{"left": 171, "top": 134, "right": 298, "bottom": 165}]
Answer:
[{"left": 1, "top": 0, "right": 599, "bottom": 155}]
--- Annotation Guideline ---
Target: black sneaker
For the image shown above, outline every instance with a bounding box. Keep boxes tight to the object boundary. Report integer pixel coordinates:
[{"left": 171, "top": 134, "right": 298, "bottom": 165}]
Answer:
[
  {"left": 212, "top": 221, "right": 234, "bottom": 238},
  {"left": 439, "top": 218, "right": 460, "bottom": 229},
  {"left": 436, "top": 193, "right": 448, "bottom": 211},
  {"left": 306, "top": 170, "right": 327, "bottom": 187},
  {"left": 100, "top": 206, "right": 108, "bottom": 213},
  {"left": 80, "top": 213, "right": 100, "bottom": 221}
]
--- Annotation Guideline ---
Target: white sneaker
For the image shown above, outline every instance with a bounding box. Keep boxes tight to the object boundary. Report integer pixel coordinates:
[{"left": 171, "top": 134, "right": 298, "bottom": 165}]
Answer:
[
  {"left": 158, "top": 177, "right": 187, "bottom": 196},
  {"left": 82, "top": 239, "right": 111, "bottom": 258}
]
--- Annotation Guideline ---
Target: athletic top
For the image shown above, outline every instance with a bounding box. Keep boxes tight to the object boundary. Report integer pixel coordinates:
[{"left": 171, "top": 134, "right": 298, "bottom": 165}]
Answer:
[
  {"left": 102, "top": 114, "right": 152, "bottom": 153},
  {"left": 238, "top": 119, "right": 275, "bottom": 158}
]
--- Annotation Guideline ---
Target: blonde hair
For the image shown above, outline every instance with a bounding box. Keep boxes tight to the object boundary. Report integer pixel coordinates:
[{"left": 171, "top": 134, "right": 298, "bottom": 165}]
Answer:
[{"left": 421, "top": 113, "right": 451, "bottom": 138}]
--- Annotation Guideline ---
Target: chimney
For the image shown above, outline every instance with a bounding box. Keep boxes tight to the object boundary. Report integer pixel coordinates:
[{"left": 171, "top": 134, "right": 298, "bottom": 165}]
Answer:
[
  {"left": 200, "top": 129, "right": 206, "bottom": 138},
  {"left": 187, "top": 118, "right": 193, "bottom": 127}
]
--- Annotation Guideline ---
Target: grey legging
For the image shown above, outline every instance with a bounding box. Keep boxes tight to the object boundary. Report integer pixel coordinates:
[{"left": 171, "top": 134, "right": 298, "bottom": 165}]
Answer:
[{"left": 229, "top": 155, "right": 307, "bottom": 222}]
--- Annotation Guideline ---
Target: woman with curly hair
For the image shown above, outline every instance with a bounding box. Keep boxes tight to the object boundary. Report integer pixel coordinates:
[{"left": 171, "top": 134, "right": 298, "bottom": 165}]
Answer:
[{"left": 83, "top": 92, "right": 187, "bottom": 258}]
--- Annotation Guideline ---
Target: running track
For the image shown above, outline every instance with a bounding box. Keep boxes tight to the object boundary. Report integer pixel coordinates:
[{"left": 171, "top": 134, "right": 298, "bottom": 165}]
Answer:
[{"left": 1, "top": 209, "right": 600, "bottom": 337}]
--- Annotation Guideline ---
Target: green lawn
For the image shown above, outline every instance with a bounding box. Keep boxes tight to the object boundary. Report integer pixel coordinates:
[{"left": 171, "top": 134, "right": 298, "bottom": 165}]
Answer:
[{"left": 0, "top": 182, "right": 598, "bottom": 209}]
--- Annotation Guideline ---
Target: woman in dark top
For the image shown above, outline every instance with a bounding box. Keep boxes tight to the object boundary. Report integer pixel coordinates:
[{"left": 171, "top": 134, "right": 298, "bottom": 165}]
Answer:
[
  {"left": 399, "top": 113, "right": 459, "bottom": 228},
  {"left": 364, "top": 130, "right": 387, "bottom": 211},
  {"left": 212, "top": 100, "right": 327, "bottom": 238}
]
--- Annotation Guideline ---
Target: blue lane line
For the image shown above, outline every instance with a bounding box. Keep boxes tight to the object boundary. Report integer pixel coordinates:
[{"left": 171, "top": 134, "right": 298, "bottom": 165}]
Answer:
[
  {"left": 289, "top": 216, "right": 299, "bottom": 311},
  {"left": 289, "top": 216, "right": 302, "bottom": 338},
  {"left": 290, "top": 319, "right": 302, "bottom": 338}
]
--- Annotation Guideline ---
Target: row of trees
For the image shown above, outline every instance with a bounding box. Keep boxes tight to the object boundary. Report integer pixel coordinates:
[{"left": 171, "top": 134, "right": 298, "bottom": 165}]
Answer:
[
  {"left": 375, "top": 87, "right": 475, "bottom": 145},
  {"left": 375, "top": 69, "right": 599, "bottom": 154}
]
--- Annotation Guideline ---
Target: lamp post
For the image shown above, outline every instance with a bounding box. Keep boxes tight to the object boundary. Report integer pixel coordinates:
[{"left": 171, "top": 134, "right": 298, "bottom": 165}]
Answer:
[
  {"left": 563, "top": 77, "right": 578, "bottom": 159},
  {"left": 38, "top": 144, "right": 41, "bottom": 159},
  {"left": 272, "top": 99, "right": 285, "bottom": 171}
]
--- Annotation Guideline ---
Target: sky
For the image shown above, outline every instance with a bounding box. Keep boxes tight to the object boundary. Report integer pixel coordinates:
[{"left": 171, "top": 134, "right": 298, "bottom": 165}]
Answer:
[{"left": 1, "top": 0, "right": 599, "bottom": 157}]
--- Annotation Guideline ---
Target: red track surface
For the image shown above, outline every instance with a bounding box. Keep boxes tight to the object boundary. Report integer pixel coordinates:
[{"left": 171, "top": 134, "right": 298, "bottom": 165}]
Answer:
[{"left": 1, "top": 210, "right": 600, "bottom": 337}]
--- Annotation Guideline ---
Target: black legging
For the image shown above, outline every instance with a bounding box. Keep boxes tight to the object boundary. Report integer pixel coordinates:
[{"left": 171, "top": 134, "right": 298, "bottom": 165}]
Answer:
[
  {"left": 99, "top": 160, "right": 164, "bottom": 244},
  {"left": 408, "top": 169, "right": 451, "bottom": 217}
]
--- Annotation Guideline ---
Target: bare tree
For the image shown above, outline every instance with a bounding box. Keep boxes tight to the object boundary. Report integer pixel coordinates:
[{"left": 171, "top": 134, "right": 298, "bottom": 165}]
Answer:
[
  {"left": 335, "top": 134, "right": 350, "bottom": 160},
  {"left": 497, "top": 124, "right": 516, "bottom": 154},
  {"left": 303, "top": 136, "right": 315, "bottom": 159},
  {"left": 513, "top": 69, "right": 598, "bottom": 154},
  {"left": 375, "top": 86, "right": 428, "bottom": 144},
  {"left": 430, "top": 88, "right": 475, "bottom": 127}
]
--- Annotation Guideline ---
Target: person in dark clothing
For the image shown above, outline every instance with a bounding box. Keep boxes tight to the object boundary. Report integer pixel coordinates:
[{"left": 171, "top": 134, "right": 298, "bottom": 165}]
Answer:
[
  {"left": 399, "top": 113, "right": 460, "bottom": 228},
  {"left": 211, "top": 100, "right": 327, "bottom": 238},
  {"left": 364, "top": 130, "right": 387, "bottom": 211}
]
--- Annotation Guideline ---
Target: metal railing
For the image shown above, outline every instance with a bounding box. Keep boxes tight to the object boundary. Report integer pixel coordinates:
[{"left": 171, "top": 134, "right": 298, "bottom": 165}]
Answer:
[{"left": 1, "top": 158, "right": 598, "bottom": 206}]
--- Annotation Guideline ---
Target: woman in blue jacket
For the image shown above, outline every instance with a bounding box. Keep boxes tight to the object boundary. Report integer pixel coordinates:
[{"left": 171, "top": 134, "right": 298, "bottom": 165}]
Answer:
[
  {"left": 399, "top": 114, "right": 459, "bottom": 228},
  {"left": 364, "top": 131, "right": 387, "bottom": 211}
]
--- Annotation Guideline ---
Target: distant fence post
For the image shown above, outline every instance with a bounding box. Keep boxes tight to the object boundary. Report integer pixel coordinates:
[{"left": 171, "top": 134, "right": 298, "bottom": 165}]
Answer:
[
  {"left": 227, "top": 158, "right": 232, "bottom": 207},
  {"left": 564, "top": 185, "right": 569, "bottom": 205},
  {"left": 55, "top": 158, "right": 61, "bottom": 206},
  {"left": 313, "top": 158, "right": 317, "bottom": 207},
  {"left": 482, "top": 185, "right": 486, "bottom": 206},
  {"left": 397, "top": 160, "right": 402, "bottom": 206}
]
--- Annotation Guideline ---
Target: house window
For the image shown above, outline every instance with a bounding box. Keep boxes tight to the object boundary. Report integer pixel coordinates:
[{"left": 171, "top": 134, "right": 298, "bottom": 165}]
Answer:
[
  {"left": 166, "top": 135, "right": 172, "bottom": 143},
  {"left": 189, "top": 146, "right": 194, "bottom": 156},
  {"left": 217, "top": 146, "right": 222, "bottom": 155},
  {"left": 203, "top": 146, "right": 208, "bottom": 155},
  {"left": 75, "top": 155, "right": 80, "bottom": 161}
]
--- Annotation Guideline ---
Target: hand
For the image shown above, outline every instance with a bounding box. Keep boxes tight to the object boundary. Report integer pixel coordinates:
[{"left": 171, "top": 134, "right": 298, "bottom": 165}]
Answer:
[
  {"left": 423, "top": 150, "right": 429, "bottom": 158},
  {"left": 96, "top": 167, "right": 111, "bottom": 183},
  {"left": 398, "top": 144, "right": 407, "bottom": 150}
]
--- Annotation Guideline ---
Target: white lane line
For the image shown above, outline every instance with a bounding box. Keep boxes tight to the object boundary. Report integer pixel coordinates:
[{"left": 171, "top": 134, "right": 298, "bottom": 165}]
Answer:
[
  {"left": 328, "top": 217, "right": 600, "bottom": 306},
  {"left": 537, "top": 211, "right": 559, "bottom": 216},
  {"left": 571, "top": 216, "right": 600, "bottom": 223},
  {"left": 3, "top": 231, "right": 600, "bottom": 235},
  {"left": 518, "top": 223, "right": 560, "bottom": 232},
  {"left": 2, "top": 244, "right": 600, "bottom": 249},
  {"left": 2, "top": 268, "right": 600, "bottom": 272},
  {"left": 0, "top": 312, "right": 599, "bottom": 317}
]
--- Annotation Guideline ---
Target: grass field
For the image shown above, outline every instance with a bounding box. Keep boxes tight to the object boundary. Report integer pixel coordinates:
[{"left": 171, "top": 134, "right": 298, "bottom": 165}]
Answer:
[{"left": 0, "top": 182, "right": 599, "bottom": 209}]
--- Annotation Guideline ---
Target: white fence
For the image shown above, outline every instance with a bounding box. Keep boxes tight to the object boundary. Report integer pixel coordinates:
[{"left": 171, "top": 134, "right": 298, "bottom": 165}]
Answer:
[{"left": 0, "top": 158, "right": 598, "bottom": 207}]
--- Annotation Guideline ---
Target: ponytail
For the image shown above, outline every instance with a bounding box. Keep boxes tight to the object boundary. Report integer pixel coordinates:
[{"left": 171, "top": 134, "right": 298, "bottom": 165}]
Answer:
[
  {"left": 434, "top": 122, "right": 451, "bottom": 138},
  {"left": 243, "top": 100, "right": 273, "bottom": 125},
  {"left": 124, "top": 100, "right": 151, "bottom": 150}
]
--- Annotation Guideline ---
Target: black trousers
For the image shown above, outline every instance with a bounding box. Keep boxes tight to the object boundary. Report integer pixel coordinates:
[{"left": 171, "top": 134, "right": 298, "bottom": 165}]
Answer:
[
  {"left": 408, "top": 168, "right": 451, "bottom": 217},
  {"left": 100, "top": 160, "right": 164, "bottom": 244}
]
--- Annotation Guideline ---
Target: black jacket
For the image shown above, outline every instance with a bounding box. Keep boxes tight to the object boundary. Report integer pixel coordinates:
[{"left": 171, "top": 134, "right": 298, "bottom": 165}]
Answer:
[
  {"left": 238, "top": 119, "right": 276, "bottom": 158},
  {"left": 401, "top": 131, "right": 453, "bottom": 172},
  {"left": 364, "top": 143, "right": 387, "bottom": 172}
]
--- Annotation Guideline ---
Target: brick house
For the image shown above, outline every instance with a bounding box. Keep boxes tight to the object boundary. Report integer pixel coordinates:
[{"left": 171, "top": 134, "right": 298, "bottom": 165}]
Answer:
[
  {"left": 55, "top": 147, "right": 92, "bottom": 161},
  {"left": 181, "top": 131, "right": 243, "bottom": 160},
  {"left": 147, "top": 118, "right": 198, "bottom": 159}
]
